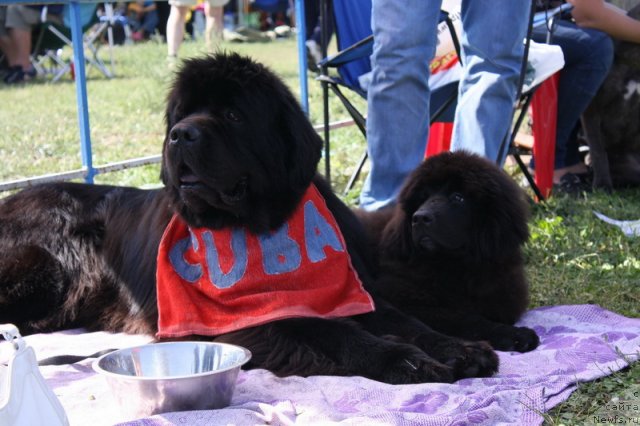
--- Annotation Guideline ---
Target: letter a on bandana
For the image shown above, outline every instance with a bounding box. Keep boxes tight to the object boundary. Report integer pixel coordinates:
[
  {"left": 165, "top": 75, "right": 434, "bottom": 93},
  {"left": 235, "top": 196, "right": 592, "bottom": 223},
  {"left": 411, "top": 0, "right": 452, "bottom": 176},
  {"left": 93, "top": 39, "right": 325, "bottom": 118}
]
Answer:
[{"left": 156, "top": 184, "right": 375, "bottom": 338}]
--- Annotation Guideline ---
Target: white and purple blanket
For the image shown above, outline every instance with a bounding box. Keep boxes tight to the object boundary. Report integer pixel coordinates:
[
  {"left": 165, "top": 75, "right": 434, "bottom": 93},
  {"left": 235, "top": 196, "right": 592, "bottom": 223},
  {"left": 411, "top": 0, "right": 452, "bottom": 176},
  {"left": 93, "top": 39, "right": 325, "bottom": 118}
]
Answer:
[{"left": 15, "top": 304, "right": 640, "bottom": 425}]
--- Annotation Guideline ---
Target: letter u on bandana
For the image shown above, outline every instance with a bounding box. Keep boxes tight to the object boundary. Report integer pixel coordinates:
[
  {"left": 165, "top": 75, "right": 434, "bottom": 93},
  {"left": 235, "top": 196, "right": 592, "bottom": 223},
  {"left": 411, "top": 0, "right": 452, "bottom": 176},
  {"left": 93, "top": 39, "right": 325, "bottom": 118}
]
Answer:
[{"left": 156, "top": 184, "right": 375, "bottom": 338}]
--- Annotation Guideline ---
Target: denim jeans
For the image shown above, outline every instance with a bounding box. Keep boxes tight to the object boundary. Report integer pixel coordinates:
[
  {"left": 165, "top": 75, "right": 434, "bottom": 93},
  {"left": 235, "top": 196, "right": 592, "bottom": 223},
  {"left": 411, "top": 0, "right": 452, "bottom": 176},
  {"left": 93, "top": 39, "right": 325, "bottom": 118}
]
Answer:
[
  {"left": 142, "top": 11, "right": 159, "bottom": 34},
  {"left": 360, "top": 0, "right": 530, "bottom": 211},
  {"left": 531, "top": 20, "right": 613, "bottom": 170}
]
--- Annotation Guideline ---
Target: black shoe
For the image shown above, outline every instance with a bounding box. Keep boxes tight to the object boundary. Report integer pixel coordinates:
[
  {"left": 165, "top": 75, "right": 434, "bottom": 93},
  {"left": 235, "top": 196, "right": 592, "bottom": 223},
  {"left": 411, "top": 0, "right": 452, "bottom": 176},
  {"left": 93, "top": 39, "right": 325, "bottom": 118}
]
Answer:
[
  {"left": 3, "top": 66, "right": 36, "bottom": 84},
  {"left": 553, "top": 172, "right": 592, "bottom": 196}
]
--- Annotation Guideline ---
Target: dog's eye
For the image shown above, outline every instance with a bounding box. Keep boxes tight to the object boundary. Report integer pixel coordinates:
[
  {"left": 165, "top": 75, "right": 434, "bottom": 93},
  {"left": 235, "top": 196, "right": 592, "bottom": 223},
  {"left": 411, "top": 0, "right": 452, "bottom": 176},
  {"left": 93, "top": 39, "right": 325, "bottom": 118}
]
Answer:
[
  {"left": 224, "top": 110, "right": 241, "bottom": 122},
  {"left": 450, "top": 192, "right": 465, "bottom": 204}
]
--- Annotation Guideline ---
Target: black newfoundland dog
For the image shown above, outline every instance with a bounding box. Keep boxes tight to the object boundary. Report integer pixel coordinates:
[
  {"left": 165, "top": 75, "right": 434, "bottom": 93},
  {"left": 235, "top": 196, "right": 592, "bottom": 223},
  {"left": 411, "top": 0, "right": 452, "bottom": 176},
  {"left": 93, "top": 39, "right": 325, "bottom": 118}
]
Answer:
[
  {"left": 356, "top": 152, "right": 539, "bottom": 353},
  {"left": 581, "top": 4, "right": 640, "bottom": 190},
  {"left": 0, "top": 54, "right": 499, "bottom": 384}
]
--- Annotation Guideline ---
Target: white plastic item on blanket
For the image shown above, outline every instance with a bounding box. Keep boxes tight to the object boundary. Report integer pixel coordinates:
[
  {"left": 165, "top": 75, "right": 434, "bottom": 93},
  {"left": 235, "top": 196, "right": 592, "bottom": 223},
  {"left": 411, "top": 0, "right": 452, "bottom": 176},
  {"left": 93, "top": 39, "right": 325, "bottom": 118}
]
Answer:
[{"left": 0, "top": 324, "right": 69, "bottom": 426}]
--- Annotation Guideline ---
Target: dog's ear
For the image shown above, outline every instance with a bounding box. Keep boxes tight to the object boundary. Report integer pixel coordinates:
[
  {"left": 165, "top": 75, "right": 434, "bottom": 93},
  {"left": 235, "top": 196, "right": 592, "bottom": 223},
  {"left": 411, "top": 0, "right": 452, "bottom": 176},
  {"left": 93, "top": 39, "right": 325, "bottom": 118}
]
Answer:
[
  {"left": 474, "top": 185, "right": 530, "bottom": 260},
  {"left": 379, "top": 208, "right": 414, "bottom": 259},
  {"left": 278, "top": 91, "right": 323, "bottom": 193},
  {"left": 159, "top": 95, "right": 178, "bottom": 186}
]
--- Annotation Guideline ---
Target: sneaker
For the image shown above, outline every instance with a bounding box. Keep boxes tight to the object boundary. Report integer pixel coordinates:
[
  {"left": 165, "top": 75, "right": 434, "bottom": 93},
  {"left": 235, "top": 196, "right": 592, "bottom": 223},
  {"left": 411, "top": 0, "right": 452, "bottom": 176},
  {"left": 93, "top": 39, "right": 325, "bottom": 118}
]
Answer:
[
  {"left": 305, "top": 40, "right": 323, "bottom": 72},
  {"left": 3, "top": 66, "right": 36, "bottom": 84}
]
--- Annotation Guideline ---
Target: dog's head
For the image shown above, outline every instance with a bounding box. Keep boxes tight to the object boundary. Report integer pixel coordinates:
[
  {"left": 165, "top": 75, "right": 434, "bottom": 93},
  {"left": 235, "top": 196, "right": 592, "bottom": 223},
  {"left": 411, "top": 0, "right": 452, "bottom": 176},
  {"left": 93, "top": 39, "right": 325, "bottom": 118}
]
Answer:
[
  {"left": 160, "top": 53, "right": 323, "bottom": 233},
  {"left": 380, "top": 151, "right": 530, "bottom": 261}
]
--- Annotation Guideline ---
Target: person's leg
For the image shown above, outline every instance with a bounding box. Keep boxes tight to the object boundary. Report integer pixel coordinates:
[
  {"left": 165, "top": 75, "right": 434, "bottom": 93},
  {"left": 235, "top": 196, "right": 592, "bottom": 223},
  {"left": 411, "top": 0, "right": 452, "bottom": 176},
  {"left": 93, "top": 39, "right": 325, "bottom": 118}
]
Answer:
[
  {"left": 0, "top": 7, "right": 11, "bottom": 60},
  {"left": 532, "top": 21, "right": 613, "bottom": 181},
  {"left": 166, "top": 3, "right": 190, "bottom": 57},
  {"left": 8, "top": 27, "right": 31, "bottom": 69},
  {"left": 450, "top": 0, "right": 530, "bottom": 165},
  {"left": 360, "top": 0, "right": 442, "bottom": 211},
  {"left": 204, "top": 0, "right": 226, "bottom": 53},
  {"left": 304, "top": 0, "right": 320, "bottom": 41},
  {"left": 142, "top": 10, "right": 159, "bottom": 37},
  {"left": 310, "top": 0, "right": 333, "bottom": 49},
  {"left": 5, "top": 5, "right": 41, "bottom": 70}
]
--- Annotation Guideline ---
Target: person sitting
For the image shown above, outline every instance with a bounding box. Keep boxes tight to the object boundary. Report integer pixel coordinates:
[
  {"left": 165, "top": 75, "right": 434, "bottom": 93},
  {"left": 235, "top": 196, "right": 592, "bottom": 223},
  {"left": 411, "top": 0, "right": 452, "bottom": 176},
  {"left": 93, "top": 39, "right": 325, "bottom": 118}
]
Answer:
[
  {"left": 128, "top": 1, "right": 159, "bottom": 42},
  {"left": 531, "top": 0, "right": 640, "bottom": 193},
  {"left": 0, "top": 4, "right": 63, "bottom": 84}
]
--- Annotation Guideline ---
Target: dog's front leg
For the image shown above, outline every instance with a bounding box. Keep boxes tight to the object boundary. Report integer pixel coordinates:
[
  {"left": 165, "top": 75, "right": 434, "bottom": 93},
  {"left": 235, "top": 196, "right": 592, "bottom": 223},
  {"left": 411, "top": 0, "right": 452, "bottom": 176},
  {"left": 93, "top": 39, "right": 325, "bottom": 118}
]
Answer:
[
  {"left": 582, "top": 104, "right": 613, "bottom": 191},
  {"left": 214, "top": 317, "right": 455, "bottom": 384},
  {"left": 406, "top": 306, "right": 539, "bottom": 354},
  {"left": 355, "top": 299, "right": 499, "bottom": 379}
]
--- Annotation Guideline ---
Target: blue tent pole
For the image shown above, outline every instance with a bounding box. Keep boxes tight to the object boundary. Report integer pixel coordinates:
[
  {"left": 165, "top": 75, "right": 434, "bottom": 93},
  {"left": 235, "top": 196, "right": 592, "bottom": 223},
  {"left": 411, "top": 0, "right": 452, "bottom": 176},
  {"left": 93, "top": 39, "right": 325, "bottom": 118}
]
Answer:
[
  {"left": 295, "top": 0, "right": 309, "bottom": 115},
  {"left": 69, "top": 1, "right": 95, "bottom": 183}
]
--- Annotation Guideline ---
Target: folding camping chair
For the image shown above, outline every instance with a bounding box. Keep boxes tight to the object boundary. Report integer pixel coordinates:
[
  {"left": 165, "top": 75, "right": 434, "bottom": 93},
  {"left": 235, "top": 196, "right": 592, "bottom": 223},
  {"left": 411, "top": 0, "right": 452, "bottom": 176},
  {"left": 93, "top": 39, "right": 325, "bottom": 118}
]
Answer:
[
  {"left": 317, "top": 0, "right": 567, "bottom": 200},
  {"left": 31, "top": 3, "right": 116, "bottom": 82}
]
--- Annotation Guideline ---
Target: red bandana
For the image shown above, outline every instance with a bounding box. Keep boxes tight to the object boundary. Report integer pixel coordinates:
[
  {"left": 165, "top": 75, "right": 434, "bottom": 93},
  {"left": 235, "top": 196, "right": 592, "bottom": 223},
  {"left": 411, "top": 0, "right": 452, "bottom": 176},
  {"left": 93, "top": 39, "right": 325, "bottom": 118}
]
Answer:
[{"left": 156, "top": 184, "right": 375, "bottom": 338}]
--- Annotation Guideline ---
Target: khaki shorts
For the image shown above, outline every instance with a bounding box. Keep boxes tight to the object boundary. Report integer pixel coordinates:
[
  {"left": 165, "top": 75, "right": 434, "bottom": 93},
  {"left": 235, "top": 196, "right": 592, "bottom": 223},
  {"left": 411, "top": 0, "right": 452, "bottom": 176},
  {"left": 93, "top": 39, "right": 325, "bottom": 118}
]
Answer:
[
  {"left": 5, "top": 5, "right": 42, "bottom": 31},
  {"left": 5, "top": 5, "right": 62, "bottom": 31},
  {"left": 169, "top": 0, "right": 229, "bottom": 7}
]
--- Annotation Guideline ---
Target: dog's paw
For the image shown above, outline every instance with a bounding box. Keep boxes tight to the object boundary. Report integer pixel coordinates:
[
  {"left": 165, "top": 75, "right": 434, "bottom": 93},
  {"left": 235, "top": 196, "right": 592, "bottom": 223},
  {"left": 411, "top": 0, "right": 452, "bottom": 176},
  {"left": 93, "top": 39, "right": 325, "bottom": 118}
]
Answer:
[
  {"left": 489, "top": 325, "right": 539, "bottom": 352},
  {"left": 379, "top": 344, "right": 455, "bottom": 384},
  {"left": 431, "top": 339, "right": 499, "bottom": 379}
]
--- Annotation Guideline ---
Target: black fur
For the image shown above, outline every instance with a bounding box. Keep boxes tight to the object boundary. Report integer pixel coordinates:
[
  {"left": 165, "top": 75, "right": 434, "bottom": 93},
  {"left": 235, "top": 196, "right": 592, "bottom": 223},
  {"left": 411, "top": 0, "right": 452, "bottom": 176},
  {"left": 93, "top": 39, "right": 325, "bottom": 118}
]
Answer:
[
  {"left": 0, "top": 53, "right": 498, "bottom": 383},
  {"left": 356, "top": 152, "right": 540, "bottom": 353},
  {"left": 581, "top": 5, "right": 640, "bottom": 190}
]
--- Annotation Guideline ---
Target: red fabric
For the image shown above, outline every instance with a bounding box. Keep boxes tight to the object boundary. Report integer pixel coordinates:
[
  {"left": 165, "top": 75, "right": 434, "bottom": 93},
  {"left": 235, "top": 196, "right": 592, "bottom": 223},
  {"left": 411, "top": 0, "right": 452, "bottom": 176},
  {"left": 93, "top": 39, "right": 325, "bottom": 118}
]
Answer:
[
  {"left": 156, "top": 184, "right": 375, "bottom": 338},
  {"left": 426, "top": 122, "right": 454, "bottom": 157},
  {"left": 531, "top": 73, "right": 559, "bottom": 200}
]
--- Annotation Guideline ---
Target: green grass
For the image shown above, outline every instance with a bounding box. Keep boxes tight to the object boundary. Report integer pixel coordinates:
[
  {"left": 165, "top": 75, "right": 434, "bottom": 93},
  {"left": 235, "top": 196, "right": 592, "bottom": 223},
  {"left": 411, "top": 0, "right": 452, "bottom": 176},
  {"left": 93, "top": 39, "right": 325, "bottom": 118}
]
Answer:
[{"left": 1, "top": 36, "right": 638, "bottom": 425}]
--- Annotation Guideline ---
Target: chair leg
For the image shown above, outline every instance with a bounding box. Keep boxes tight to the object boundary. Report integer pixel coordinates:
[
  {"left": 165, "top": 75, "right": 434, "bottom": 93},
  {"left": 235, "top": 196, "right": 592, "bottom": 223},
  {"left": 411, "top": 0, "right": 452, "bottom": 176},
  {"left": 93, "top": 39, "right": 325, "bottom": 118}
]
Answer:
[
  {"left": 83, "top": 22, "right": 114, "bottom": 78},
  {"left": 325, "top": 83, "right": 368, "bottom": 194},
  {"left": 508, "top": 91, "right": 546, "bottom": 201},
  {"left": 344, "top": 151, "right": 368, "bottom": 196},
  {"left": 511, "top": 148, "right": 545, "bottom": 201}
]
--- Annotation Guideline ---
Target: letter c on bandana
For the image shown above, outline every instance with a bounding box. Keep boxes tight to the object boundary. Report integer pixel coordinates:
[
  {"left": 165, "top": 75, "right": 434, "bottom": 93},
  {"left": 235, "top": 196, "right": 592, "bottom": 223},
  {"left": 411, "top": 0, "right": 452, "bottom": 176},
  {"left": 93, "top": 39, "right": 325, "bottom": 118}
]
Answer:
[
  {"left": 202, "top": 229, "right": 248, "bottom": 289},
  {"left": 168, "top": 235, "right": 203, "bottom": 283}
]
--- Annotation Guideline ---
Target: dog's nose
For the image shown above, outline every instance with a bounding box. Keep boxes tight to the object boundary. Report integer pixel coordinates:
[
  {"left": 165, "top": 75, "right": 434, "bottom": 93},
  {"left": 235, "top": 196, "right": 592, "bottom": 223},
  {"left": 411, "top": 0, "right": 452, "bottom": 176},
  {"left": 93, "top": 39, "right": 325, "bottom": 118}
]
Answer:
[
  {"left": 412, "top": 210, "right": 434, "bottom": 227},
  {"left": 169, "top": 124, "right": 200, "bottom": 145}
]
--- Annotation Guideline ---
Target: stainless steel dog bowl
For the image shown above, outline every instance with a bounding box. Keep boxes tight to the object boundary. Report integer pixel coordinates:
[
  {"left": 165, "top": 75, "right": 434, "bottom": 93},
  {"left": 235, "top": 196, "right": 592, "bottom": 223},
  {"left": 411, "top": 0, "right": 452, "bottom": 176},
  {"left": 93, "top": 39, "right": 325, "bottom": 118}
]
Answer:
[{"left": 93, "top": 341, "right": 251, "bottom": 418}]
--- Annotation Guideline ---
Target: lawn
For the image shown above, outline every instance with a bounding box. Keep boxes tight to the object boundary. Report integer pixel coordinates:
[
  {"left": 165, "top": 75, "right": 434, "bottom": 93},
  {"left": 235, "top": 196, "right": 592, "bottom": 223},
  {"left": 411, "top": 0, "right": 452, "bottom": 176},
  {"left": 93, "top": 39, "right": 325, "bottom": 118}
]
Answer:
[{"left": 0, "top": 35, "right": 638, "bottom": 425}]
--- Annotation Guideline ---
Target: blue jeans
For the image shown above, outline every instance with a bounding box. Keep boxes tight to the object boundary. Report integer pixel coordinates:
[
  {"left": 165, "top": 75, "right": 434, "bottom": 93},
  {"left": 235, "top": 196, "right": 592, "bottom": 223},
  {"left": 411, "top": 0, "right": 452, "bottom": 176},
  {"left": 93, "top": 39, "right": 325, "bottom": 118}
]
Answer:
[
  {"left": 360, "top": 0, "right": 530, "bottom": 211},
  {"left": 142, "top": 10, "right": 159, "bottom": 34},
  {"left": 531, "top": 20, "right": 613, "bottom": 170}
]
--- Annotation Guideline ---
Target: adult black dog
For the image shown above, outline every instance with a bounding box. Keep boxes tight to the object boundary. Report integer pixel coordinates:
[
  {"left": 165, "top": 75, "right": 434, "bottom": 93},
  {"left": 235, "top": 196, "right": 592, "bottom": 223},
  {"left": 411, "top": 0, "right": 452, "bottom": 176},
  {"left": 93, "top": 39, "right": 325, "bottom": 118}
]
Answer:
[
  {"left": 581, "top": 4, "right": 640, "bottom": 190},
  {"left": 0, "top": 54, "right": 498, "bottom": 384},
  {"left": 356, "top": 152, "right": 539, "bottom": 353}
]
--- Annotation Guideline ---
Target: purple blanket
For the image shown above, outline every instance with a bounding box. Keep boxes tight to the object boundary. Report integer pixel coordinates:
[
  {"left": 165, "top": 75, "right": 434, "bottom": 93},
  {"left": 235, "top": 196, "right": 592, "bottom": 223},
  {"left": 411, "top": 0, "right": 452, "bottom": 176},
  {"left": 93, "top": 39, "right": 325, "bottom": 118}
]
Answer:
[{"left": 13, "top": 304, "right": 640, "bottom": 425}]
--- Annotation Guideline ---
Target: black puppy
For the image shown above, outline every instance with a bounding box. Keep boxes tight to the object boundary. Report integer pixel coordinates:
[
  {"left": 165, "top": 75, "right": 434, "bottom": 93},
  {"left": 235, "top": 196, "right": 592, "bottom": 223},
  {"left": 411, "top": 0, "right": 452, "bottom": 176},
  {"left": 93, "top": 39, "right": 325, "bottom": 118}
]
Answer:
[
  {"left": 357, "top": 152, "right": 540, "bottom": 353},
  {"left": 0, "top": 53, "right": 497, "bottom": 384}
]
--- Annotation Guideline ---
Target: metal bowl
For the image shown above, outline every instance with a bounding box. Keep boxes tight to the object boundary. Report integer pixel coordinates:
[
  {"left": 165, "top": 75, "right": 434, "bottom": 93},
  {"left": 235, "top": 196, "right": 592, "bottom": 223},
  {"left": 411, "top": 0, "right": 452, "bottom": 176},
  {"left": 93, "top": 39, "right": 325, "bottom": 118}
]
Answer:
[{"left": 93, "top": 341, "right": 251, "bottom": 418}]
